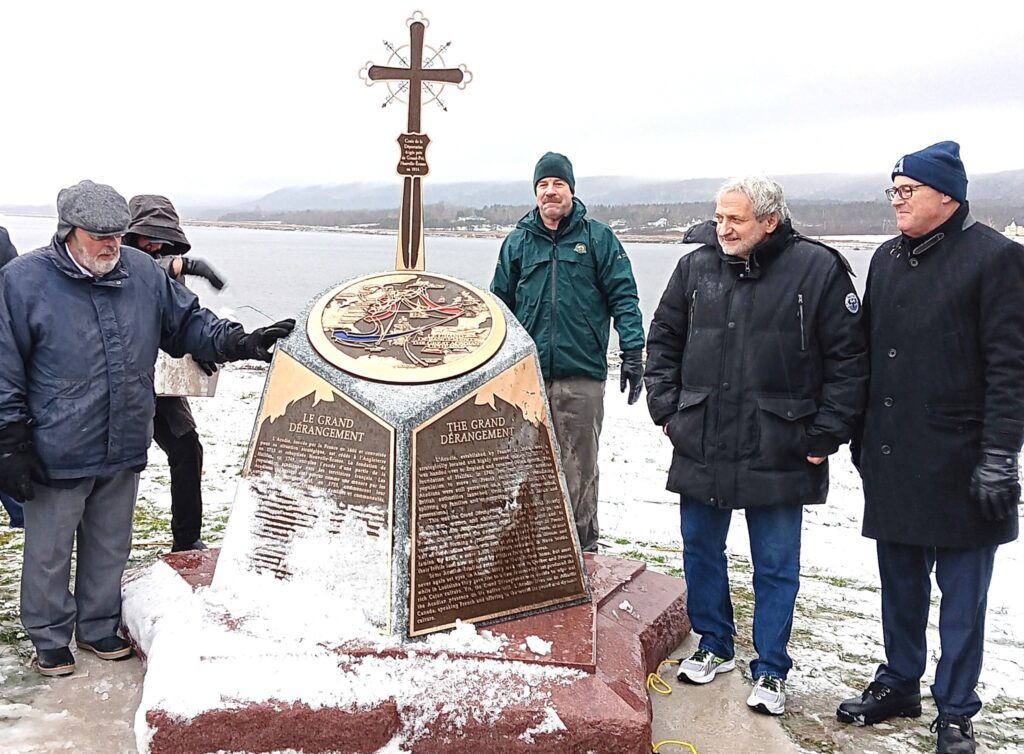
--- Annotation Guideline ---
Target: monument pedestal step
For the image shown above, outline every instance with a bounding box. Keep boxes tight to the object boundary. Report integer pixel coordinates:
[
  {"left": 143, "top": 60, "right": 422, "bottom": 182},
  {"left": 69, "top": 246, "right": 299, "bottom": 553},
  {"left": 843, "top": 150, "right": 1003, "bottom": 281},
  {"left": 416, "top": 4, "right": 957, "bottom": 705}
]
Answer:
[{"left": 122, "top": 550, "right": 690, "bottom": 754}]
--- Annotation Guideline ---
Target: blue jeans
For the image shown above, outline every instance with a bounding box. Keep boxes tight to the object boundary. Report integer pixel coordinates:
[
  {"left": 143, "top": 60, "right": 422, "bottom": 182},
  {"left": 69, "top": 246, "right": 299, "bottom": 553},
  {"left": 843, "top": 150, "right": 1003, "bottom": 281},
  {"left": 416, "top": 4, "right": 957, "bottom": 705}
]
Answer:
[
  {"left": 1, "top": 492, "right": 24, "bottom": 528},
  {"left": 874, "top": 541, "right": 996, "bottom": 717},
  {"left": 680, "top": 497, "right": 803, "bottom": 679}
]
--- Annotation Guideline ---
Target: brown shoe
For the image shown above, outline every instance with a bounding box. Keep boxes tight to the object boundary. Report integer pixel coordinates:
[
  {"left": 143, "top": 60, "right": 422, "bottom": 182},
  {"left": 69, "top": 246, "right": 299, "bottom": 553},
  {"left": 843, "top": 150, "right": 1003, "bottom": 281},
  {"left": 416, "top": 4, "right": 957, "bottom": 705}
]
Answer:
[
  {"left": 76, "top": 635, "right": 133, "bottom": 660},
  {"left": 36, "top": 647, "right": 76, "bottom": 677}
]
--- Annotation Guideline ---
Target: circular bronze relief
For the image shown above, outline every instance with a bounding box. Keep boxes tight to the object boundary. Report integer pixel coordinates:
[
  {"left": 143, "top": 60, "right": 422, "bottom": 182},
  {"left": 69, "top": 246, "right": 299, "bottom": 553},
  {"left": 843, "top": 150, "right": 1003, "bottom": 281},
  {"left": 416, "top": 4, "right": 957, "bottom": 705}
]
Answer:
[{"left": 307, "top": 272, "right": 506, "bottom": 383}]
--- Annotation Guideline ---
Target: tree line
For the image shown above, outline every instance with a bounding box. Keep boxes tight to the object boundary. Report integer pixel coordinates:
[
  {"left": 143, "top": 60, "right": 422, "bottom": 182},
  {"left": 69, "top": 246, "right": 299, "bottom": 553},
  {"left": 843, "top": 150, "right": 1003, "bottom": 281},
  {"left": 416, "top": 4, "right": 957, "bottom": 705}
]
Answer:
[{"left": 220, "top": 200, "right": 1024, "bottom": 236}]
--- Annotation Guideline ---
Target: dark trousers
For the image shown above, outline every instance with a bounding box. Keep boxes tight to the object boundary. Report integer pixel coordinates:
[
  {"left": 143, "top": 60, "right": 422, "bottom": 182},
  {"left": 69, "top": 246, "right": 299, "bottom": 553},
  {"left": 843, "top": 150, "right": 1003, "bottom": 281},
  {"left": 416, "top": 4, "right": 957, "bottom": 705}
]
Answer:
[
  {"left": 153, "top": 400, "right": 204, "bottom": 547},
  {"left": 874, "top": 540, "right": 997, "bottom": 717},
  {"left": 1, "top": 491, "right": 23, "bottom": 528}
]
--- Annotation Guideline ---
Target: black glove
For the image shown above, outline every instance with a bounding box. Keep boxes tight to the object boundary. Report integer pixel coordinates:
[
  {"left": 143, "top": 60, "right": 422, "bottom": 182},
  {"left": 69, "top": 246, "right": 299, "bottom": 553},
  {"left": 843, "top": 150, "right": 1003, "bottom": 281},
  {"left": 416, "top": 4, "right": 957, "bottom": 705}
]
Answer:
[
  {"left": 0, "top": 423, "right": 49, "bottom": 502},
  {"left": 970, "top": 448, "right": 1021, "bottom": 522},
  {"left": 181, "top": 256, "right": 227, "bottom": 290},
  {"left": 224, "top": 319, "right": 296, "bottom": 363},
  {"left": 619, "top": 349, "right": 644, "bottom": 405},
  {"left": 192, "top": 357, "right": 219, "bottom": 377}
]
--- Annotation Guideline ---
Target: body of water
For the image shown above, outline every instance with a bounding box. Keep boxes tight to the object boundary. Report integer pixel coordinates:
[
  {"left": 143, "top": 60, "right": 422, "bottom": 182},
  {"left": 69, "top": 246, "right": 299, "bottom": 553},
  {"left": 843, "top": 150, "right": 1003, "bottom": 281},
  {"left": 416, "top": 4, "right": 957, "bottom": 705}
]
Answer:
[{"left": 1, "top": 215, "right": 877, "bottom": 339}]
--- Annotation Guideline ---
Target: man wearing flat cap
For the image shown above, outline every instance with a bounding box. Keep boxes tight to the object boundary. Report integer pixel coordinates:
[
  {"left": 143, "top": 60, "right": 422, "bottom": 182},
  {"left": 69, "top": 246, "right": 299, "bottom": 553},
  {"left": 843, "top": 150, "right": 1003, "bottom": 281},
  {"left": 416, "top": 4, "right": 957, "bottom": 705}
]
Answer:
[
  {"left": 837, "top": 142, "right": 1024, "bottom": 754},
  {"left": 0, "top": 180, "right": 295, "bottom": 677},
  {"left": 491, "top": 152, "right": 645, "bottom": 552}
]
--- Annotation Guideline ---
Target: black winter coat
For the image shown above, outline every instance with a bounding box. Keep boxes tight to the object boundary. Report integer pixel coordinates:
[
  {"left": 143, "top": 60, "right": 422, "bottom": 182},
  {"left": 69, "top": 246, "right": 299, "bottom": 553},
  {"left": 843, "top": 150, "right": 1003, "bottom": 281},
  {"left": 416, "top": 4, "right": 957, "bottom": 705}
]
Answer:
[
  {"left": 0, "top": 227, "right": 16, "bottom": 269},
  {"left": 857, "top": 204, "right": 1024, "bottom": 547},
  {"left": 645, "top": 221, "right": 868, "bottom": 509}
]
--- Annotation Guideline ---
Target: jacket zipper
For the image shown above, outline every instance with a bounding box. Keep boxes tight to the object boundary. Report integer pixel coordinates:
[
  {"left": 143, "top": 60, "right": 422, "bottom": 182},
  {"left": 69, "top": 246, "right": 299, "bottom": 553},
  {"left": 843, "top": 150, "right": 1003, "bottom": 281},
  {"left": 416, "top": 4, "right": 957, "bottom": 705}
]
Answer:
[
  {"left": 797, "top": 293, "right": 806, "bottom": 351},
  {"left": 687, "top": 290, "right": 697, "bottom": 342},
  {"left": 549, "top": 239, "right": 558, "bottom": 377}
]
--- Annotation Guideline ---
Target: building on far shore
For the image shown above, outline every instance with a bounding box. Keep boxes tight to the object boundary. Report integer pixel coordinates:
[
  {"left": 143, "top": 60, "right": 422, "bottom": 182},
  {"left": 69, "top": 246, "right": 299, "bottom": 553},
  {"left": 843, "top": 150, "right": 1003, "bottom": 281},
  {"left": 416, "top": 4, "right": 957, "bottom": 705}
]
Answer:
[{"left": 1006, "top": 219, "right": 1024, "bottom": 237}]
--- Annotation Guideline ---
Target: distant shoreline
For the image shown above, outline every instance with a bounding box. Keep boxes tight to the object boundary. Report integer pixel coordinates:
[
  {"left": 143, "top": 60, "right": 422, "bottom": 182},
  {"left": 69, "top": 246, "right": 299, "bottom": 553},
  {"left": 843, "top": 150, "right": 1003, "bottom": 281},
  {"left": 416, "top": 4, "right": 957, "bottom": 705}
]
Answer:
[{"left": 5, "top": 213, "right": 1020, "bottom": 248}]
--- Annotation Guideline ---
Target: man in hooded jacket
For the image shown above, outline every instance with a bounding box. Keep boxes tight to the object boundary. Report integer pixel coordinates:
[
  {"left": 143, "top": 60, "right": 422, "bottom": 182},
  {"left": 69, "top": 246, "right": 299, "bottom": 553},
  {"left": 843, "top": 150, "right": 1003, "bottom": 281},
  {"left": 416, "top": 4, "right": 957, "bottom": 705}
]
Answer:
[
  {"left": 0, "top": 180, "right": 294, "bottom": 677},
  {"left": 124, "top": 194, "right": 225, "bottom": 552},
  {"left": 837, "top": 142, "right": 1024, "bottom": 754},
  {"left": 490, "top": 152, "right": 645, "bottom": 552}
]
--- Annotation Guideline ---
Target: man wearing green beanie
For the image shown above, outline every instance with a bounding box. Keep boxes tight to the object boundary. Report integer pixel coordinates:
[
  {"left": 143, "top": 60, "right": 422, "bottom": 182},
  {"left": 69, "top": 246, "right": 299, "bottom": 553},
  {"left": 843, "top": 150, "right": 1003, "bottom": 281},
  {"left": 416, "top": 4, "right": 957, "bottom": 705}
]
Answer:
[{"left": 491, "top": 152, "right": 645, "bottom": 552}]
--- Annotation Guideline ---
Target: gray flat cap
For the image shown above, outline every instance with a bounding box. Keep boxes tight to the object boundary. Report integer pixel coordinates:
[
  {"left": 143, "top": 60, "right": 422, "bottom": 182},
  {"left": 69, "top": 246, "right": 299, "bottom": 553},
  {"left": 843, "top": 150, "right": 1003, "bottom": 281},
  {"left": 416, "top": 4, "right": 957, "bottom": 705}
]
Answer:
[{"left": 56, "top": 180, "right": 130, "bottom": 242}]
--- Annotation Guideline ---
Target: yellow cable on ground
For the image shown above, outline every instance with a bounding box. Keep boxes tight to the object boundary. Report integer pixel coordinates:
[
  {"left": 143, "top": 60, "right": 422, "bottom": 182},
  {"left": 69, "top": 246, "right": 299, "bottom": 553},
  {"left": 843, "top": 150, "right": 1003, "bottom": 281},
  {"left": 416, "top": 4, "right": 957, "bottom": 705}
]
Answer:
[
  {"left": 652, "top": 741, "right": 698, "bottom": 754},
  {"left": 646, "top": 658, "right": 699, "bottom": 754}
]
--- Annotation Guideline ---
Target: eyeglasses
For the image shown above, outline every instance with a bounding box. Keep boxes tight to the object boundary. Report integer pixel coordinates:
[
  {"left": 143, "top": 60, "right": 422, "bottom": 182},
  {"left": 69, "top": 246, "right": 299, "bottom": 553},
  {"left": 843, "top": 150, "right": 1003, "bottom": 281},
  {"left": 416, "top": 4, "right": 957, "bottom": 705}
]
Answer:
[{"left": 885, "top": 184, "right": 928, "bottom": 201}]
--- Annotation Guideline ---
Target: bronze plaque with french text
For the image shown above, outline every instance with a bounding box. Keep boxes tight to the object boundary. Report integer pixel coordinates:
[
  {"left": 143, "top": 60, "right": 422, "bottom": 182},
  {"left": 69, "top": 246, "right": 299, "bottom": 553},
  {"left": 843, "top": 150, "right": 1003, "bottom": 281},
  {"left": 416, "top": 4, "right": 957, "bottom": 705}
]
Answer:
[{"left": 409, "top": 358, "right": 587, "bottom": 635}]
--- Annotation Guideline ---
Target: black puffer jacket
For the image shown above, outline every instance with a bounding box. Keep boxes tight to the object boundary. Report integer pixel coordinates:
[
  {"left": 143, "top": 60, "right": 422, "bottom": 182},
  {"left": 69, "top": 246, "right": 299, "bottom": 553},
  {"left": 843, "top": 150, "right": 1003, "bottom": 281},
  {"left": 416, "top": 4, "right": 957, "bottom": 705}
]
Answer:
[
  {"left": 857, "top": 204, "right": 1024, "bottom": 547},
  {"left": 645, "top": 220, "right": 867, "bottom": 509}
]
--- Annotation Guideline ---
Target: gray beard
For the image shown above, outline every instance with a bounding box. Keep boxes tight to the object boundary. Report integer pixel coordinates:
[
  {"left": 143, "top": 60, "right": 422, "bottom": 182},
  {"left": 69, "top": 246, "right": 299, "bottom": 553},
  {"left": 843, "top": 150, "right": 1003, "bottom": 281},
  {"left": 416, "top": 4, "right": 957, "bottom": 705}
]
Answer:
[{"left": 86, "top": 252, "right": 120, "bottom": 277}]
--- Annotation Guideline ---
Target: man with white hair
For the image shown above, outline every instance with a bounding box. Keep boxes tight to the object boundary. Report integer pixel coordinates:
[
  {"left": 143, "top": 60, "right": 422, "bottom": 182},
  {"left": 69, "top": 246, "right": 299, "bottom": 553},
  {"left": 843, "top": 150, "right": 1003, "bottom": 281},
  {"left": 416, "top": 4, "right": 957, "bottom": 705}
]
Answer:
[
  {"left": 0, "top": 180, "right": 294, "bottom": 677},
  {"left": 644, "top": 176, "right": 867, "bottom": 714}
]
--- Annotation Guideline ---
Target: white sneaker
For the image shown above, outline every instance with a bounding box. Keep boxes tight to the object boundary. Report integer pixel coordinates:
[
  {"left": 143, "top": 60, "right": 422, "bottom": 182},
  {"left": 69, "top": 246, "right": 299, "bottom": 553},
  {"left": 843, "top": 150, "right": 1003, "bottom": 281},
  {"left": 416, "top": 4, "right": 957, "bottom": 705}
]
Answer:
[
  {"left": 676, "top": 648, "right": 736, "bottom": 684},
  {"left": 747, "top": 675, "right": 786, "bottom": 715}
]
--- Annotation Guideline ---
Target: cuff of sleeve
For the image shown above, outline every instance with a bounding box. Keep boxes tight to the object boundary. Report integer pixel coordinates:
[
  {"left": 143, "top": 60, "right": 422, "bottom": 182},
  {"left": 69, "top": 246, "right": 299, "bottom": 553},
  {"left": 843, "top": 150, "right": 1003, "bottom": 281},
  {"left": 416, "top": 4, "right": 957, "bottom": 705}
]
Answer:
[{"left": 806, "top": 432, "right": 841, "bottom": 457}]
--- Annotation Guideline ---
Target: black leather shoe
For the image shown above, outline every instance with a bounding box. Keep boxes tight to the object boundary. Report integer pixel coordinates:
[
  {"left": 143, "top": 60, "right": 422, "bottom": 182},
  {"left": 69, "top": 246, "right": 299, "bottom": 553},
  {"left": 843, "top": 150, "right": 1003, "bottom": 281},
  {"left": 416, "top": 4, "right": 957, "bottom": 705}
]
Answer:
[
  {"left": 836, "top": 681, "right": 922, "bottom": 725},
  {"left": 76, "top": 635, "right": 133, "bottom": 660},
  {"left": 932, "top": 714, "right": 977, "bottom": 754},
  {"left": 171, "top": 538, "right": 208, "bottom": 553},
  {"left": 36, "top": 647, "right": 75, "bottom": 677}
]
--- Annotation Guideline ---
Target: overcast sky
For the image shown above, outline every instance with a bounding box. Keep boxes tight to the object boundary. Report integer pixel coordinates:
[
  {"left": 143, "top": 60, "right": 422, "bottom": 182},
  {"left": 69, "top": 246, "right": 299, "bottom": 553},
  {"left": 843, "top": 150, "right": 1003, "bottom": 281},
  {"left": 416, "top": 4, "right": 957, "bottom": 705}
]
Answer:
[{"left": 2, "top": 0, "right": 1022, "bottom": 206}]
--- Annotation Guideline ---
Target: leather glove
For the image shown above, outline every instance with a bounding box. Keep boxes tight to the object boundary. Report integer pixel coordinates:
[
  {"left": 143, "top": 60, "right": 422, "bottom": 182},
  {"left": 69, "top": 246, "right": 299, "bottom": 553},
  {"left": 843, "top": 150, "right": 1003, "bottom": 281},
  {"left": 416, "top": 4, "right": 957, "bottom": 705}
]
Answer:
[
  {"left": 181, "top": 256, "right": 227, "bottom": 290},
  {"left": 224, "top": 318, "right": 296, "bottom": 363},
  {"left": 192, "top": 357, "right": 219, "bottom": 377},
  {"left": 970, "top": 448, "right": 1021, "bottom": 522},
  {"left": 619, "top": 349, "right": 645, "bottom": 405},
  {"left": 0, "top": 423, "right": 49, "bottom": 502}
]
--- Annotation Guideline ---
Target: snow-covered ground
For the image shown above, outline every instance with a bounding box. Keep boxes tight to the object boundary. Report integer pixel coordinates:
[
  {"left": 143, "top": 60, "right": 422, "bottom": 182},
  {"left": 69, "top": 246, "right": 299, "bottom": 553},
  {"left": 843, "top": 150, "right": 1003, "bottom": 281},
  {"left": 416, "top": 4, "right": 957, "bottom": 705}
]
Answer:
[{"left": 1, "top": 361, "right": 1022, "bottom": 753}]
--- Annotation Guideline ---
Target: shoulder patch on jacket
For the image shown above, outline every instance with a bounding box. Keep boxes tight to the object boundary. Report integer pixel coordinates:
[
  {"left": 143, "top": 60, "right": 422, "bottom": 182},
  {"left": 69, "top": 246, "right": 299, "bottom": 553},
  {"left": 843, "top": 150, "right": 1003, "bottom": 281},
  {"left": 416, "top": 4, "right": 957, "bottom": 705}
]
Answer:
[
  {"left": 845, "top": 292, "right": 861, "bottom": 314},
  {"left": 574, "top": 243, "right": 587, "bottom": 255}
]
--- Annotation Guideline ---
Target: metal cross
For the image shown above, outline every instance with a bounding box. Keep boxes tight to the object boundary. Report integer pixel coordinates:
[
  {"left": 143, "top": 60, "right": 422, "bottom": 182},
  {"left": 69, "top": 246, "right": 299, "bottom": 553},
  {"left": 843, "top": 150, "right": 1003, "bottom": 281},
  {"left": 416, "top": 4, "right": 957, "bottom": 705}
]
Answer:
[{"left": 367, "top": 20, "right": 464, "bottom": 134}]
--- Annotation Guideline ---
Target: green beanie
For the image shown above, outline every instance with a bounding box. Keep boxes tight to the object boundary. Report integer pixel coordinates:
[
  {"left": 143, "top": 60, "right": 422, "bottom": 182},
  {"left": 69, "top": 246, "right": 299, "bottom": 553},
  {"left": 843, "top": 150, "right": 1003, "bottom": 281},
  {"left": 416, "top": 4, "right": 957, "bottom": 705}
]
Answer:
[{"left": 533, "top": 152, "right": 575, "bottom": 193}]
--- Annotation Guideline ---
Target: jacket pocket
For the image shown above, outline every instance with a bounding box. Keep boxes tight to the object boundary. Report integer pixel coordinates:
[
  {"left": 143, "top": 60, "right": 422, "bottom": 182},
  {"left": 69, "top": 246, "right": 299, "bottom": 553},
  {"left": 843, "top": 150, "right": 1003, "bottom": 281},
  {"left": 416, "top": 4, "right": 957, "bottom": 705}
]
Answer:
[
  {"left": 925, "top": 404, "right": 982, "bottom": 434},
  {"left": 667, "top": 388, "right": 711, "bottom": 462},
  {"left": 751, "top": 396, "right": 818, "bottom": 471},
  {"left": 29, "top": 376, "right": 91, "bottom": 427}
]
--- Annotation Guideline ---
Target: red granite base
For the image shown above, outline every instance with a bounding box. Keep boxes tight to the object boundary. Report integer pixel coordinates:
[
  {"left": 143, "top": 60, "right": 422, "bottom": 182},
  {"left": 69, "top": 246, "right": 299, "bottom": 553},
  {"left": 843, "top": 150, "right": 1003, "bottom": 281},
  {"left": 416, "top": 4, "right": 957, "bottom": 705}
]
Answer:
[{"left": 133, "top": 551, "right": 690, "bottom": 754}]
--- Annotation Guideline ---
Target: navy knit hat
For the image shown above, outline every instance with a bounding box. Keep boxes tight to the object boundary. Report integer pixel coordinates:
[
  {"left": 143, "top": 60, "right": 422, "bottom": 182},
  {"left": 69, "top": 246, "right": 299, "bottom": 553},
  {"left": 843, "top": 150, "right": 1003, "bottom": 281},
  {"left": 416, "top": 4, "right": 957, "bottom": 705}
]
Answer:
[
  {"left": 891, "top": 141, "right": 968, "bottom": 203},
  {"left": 533, "top": 152, "right": 575, "bottom": 193},
  {"left": 56, "top": 180, "right": 130, "bottom": 242}
]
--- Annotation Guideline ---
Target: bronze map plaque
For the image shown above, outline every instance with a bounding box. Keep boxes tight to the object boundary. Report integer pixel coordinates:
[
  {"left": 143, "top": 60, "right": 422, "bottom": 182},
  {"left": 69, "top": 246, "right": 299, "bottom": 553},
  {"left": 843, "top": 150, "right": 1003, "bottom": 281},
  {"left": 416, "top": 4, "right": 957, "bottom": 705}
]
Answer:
[
  {"left": 409, "top": 358, "right": 587, "bottom": 636},
  {"left": 307, "top": 271, "right": 506, "bottom": 383}
]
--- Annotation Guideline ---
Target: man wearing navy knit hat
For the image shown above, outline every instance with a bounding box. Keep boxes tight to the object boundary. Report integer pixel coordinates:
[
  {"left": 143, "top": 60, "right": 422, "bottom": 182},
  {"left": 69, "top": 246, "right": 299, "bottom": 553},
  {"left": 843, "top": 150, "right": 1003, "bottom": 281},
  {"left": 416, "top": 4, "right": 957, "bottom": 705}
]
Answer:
[
  {"left": 837, "top": 142, "right": 1024, "bottom": 754},
  {"left": 491, "top": 152, "right": 645, "bottom": 552}
]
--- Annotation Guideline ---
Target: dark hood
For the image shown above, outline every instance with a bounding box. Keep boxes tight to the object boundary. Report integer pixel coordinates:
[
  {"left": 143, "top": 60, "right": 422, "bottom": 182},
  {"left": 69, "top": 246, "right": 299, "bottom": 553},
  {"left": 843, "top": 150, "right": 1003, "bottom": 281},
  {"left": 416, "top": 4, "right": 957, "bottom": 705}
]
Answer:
[{"left": 125, "top": 194, "right": 191, "bottom": 255}]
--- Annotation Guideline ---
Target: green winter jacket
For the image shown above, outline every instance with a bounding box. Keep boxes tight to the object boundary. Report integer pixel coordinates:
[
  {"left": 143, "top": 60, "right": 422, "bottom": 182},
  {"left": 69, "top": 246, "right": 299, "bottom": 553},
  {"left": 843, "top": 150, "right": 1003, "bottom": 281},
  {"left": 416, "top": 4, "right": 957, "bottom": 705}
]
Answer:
[{"left": 491, "top": 198, "right": 644, "bottom": 381}]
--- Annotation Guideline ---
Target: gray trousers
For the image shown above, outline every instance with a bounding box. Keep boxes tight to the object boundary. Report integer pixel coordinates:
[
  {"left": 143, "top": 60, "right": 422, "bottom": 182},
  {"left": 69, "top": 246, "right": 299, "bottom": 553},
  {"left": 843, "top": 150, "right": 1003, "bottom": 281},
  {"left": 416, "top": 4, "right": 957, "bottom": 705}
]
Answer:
[
  {"left": 546, "top": 377, "right": 605, "bottom": 552},
  {"left": 21, "top": 471, "right": 139, "bottom": 650}
]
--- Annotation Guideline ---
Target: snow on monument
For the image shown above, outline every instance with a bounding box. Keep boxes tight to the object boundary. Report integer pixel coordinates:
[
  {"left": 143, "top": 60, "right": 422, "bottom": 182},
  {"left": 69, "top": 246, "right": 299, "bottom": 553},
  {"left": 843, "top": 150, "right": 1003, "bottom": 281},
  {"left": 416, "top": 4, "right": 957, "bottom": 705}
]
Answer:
[{"left": 121, "top": 13, "right": 689, "bottom": 754}]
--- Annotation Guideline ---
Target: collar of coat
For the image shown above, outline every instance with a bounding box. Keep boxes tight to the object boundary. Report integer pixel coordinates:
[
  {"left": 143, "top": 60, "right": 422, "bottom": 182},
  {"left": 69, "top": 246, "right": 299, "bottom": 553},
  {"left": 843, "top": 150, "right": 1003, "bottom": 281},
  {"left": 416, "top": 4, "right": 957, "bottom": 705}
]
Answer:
[
  {"left": 684, "top": 218, "right": 795, "bottom": 279},
  {"left": 518, "top": 197, "right": 587, "bottom": 240},
  {"left": 892, "top": 202, "right": 976, "bottom": 259},
  {"left": 44, "top": 234, "right": 130, "bottom": 286}
]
